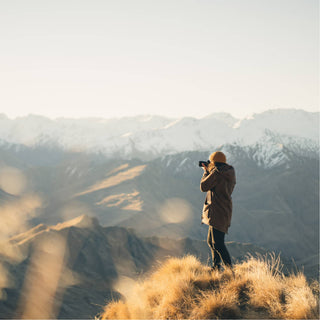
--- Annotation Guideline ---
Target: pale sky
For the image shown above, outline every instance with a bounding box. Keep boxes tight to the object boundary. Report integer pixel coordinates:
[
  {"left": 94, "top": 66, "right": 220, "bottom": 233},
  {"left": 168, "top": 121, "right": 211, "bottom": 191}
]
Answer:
[{"left": 0, "top": 0, "right": 318, "bottom": 119}]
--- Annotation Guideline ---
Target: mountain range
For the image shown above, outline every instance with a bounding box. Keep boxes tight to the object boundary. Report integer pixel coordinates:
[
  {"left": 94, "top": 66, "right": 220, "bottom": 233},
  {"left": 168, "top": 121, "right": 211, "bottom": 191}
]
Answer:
[
  {"left": 0, "top": 108, "right": 318, "bottom": 318},
  {"left": 0, "top": 109, "right": 318, "bottom": 161}
]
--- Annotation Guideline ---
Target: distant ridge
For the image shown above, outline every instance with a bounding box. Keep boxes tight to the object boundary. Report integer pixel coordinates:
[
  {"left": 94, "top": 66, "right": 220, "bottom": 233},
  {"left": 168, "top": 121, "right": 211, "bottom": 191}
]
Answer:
[
  {"left": 0, "top": 109, "right": 318, "bottom": 160},
  {"left": 52, "top": 214, "right": 100, "bottom": 230}
]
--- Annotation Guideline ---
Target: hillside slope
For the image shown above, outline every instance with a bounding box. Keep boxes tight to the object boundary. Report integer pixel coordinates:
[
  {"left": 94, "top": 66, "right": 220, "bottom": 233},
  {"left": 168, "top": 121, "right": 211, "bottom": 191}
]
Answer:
[{"left": 0, "top": 215, "right": 272, "bottom": 319}]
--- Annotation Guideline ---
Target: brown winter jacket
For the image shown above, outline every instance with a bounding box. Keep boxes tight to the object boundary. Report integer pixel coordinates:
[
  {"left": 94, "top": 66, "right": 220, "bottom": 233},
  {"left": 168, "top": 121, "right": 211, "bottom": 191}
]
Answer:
[{"left": 200, "top": 163, "right": 236, "bottom": 233}]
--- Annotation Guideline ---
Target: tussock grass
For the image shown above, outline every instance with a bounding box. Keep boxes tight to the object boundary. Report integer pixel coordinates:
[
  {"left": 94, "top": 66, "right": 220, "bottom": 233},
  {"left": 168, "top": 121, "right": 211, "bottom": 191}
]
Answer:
[{"left": 100, "top": 255, "right": 319, "bottom": 319}]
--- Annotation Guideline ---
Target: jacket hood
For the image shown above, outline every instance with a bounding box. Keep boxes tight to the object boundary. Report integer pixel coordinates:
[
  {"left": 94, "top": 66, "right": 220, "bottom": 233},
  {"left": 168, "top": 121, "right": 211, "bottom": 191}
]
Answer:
[{"left": 214, "top": 163, "right": 235, "bottom": 180}]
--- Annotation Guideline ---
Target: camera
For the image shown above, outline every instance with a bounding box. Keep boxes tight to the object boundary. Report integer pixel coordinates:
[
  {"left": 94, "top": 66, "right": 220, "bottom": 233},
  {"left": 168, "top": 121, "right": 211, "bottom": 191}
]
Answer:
[{"left": 198, "top": 160, "right": 210, "bottom": 167}]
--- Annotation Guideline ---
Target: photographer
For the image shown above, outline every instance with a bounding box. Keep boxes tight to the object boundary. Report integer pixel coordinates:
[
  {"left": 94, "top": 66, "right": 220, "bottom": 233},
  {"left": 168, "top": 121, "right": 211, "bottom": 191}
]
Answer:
[{"left": 200, "top": 151, "right": 236, "bottom": 271}]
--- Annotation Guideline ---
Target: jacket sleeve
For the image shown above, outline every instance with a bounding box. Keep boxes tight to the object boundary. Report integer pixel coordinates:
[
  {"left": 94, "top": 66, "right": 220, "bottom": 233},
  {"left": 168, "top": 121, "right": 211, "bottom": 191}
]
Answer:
[{"left": 200, "top": 169, "right": 219, "bottom": 192}]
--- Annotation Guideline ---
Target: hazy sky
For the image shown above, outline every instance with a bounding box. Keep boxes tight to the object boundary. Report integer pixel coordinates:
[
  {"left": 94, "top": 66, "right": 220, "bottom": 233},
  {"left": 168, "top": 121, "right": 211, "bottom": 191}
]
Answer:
[{"left": 0, "top": 0, "right": 318, "bottom": 119}]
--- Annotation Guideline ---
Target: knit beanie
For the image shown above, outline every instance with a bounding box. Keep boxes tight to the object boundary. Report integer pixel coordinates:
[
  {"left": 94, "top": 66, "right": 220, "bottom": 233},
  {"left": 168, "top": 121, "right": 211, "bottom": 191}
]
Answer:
[{"left": 209, "top": 151, "right": 227, "bottom": 164}]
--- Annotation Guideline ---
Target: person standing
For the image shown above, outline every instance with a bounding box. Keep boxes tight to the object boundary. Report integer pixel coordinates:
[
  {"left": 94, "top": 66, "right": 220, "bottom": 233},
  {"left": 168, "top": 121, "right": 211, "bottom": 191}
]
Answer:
[{"left": 200, "top": 151, "right": 236, "bottom": 270}]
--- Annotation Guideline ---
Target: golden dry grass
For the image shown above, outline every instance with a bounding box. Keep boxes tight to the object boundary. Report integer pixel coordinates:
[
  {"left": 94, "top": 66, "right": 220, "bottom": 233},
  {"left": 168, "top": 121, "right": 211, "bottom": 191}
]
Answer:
[
  {"left": 99, "top": 255, "right": 319, "bottom": 320},
  {"left": 75, "top": 165, "right": 146, "bottom": 197},
  {"left": 96, "top": 191, "right": 143, "bottom": 211}
]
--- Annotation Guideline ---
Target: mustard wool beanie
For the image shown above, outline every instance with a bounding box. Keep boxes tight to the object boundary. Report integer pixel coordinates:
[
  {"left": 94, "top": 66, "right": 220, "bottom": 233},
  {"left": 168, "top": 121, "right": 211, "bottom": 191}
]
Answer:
[{"left": 209, "top": 151, "right": 227, "bottom": 164}]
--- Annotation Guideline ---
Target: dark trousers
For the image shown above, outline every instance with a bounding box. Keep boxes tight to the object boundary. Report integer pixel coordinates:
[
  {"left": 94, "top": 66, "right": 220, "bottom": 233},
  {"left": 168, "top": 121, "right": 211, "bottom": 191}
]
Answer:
[{"left": 207, "top": 226, "right": 232, "bottom": 268}]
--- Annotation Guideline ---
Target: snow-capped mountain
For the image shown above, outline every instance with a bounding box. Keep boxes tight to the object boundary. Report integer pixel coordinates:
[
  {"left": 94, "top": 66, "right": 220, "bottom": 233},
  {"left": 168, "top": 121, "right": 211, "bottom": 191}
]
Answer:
[{"left": 0, "top": 109, "right": 318, "bottom": 165}]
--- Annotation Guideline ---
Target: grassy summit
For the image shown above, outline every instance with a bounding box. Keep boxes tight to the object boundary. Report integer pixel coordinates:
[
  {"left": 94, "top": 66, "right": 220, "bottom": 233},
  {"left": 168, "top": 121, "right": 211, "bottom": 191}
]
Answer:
[{"left": 100, "top": 255, "right": 319, "bottom": 319}]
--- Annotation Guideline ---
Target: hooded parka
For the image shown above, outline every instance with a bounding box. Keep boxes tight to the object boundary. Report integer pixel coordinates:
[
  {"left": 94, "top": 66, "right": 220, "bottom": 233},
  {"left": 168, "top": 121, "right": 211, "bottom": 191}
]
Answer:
[{"left": 200, "top": 162, "right": 236, "bottom": 233}]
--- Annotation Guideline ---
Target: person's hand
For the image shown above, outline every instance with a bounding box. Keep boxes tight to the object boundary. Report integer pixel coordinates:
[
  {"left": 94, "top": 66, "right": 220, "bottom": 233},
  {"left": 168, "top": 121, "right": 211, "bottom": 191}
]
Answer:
[{"left": 202, "top": 164, "right": 208, "bottom": 172}]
